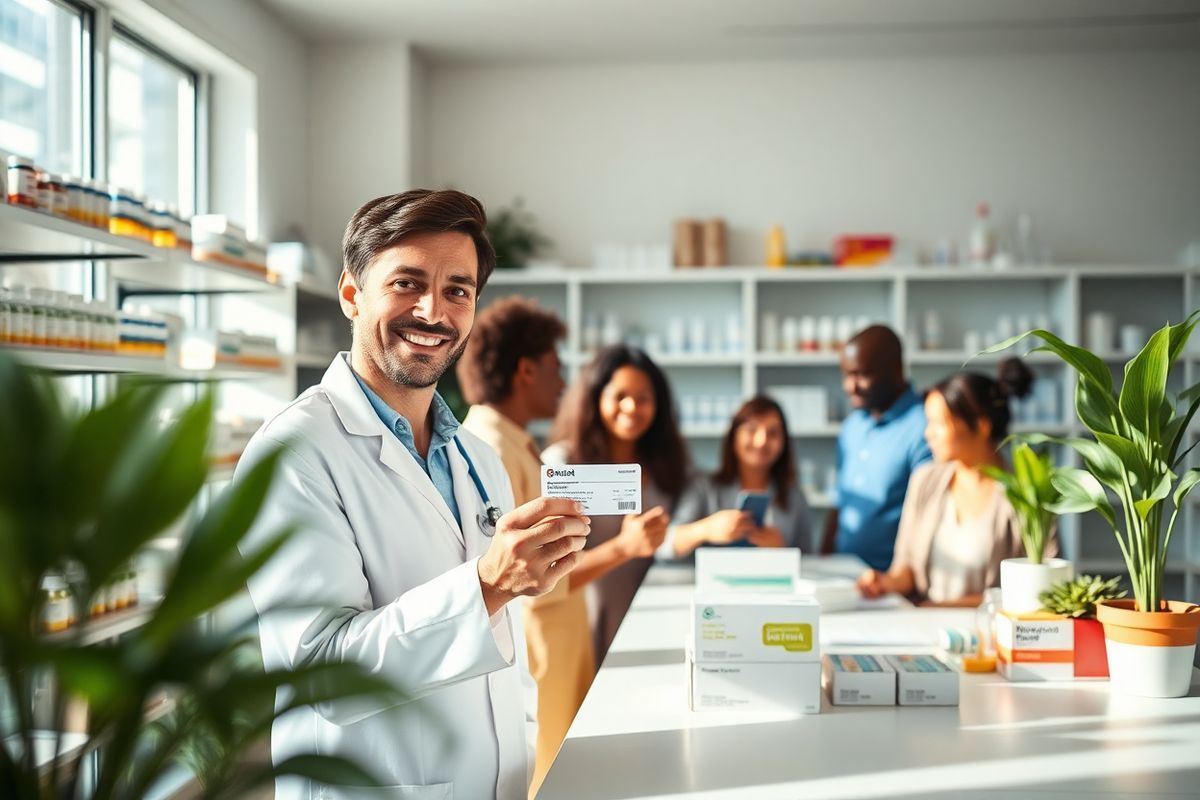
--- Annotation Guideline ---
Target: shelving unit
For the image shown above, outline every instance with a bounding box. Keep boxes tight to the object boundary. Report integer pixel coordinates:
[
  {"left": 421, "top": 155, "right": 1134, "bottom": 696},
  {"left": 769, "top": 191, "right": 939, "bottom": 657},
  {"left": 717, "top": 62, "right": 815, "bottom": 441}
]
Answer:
[
  {"left": 484, "top": 263, "right": 1199, "bottom": 600},
  {"left": 0, "top": 201, "right": 299, "bottom": 788}
]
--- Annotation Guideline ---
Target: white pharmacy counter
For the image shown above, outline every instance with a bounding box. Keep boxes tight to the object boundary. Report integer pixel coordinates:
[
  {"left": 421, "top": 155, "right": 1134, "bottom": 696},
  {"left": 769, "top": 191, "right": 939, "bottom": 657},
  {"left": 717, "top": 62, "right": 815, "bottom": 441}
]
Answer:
[{"left": 538, "top": 557, "right": 1200, "bottom": 800}]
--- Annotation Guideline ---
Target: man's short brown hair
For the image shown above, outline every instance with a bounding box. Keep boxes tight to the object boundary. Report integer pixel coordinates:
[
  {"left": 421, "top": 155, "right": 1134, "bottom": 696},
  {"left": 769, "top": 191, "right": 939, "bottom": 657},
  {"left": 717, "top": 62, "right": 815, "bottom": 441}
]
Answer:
[
  {"left": 457, "top": 298, "right": 566, "bottom": 405},
  {"left": 342, "top": 189, "right": 497, "bottom": 288}
]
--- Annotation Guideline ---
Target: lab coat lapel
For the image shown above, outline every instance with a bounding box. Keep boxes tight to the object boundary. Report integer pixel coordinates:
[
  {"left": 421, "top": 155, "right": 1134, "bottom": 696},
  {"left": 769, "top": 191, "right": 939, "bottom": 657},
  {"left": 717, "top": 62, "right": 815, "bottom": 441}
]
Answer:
[
  {"left": 448, "top": 438, "right": 489, "bottom": 560},
  {"left": 322, "top": 353, "right": 465, "bottom": 547},
  {"left": 376, "top": 436, "right": 465, "bottom": 548}
]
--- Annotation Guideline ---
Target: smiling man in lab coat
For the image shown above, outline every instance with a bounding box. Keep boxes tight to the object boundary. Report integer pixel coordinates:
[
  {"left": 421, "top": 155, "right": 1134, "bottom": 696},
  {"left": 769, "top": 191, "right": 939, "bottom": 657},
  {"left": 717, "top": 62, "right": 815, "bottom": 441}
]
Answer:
[{"left": 237, "top": 189, "right": 591, "bottom": 800}]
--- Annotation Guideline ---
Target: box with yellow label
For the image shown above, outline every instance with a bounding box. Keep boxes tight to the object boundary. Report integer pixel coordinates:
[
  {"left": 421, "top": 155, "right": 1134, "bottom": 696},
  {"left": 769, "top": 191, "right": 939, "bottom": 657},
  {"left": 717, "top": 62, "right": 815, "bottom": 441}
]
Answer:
[{"left": 691, "top": 593, "right": 820, "bottom": 663}]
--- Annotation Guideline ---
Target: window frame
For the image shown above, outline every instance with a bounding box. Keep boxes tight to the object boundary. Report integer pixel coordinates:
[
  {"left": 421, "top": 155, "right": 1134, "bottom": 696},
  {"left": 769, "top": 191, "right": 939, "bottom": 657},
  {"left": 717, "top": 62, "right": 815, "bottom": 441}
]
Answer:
[{"left": 106, "top": 17, "right": 200, "bottom": 215}]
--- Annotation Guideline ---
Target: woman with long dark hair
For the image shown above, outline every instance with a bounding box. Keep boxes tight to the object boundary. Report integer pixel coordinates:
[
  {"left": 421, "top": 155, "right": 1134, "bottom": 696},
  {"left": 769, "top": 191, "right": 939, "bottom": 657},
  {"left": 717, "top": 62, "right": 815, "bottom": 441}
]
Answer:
[
  {"left": 545, "top": 344, "right": 689, "bottom": 662},
  {"left": 666, "top": 394, "right": 812, "bottom": 557},
  {"left": 858, "top": 357, "right": 1057, "bottom": 605}
]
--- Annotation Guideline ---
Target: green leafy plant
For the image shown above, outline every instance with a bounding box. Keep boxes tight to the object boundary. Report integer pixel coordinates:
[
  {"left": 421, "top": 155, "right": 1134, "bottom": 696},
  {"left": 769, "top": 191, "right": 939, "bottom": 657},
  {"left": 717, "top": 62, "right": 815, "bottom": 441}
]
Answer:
[
  {"left": 487, "top": 197, "right": 552, "bottom": 269},
  {"left": 0, "top": 354, "right": 397, "bottom": 799},
  {"left": 1039, "top": 574, "right": 1127, "bottom": 618},
  {"left": 982, "top": 443, "right": 1063, "bottom": 564},
  {"left": 984, "top": 311, "right": 1200, "bottom": 613}
]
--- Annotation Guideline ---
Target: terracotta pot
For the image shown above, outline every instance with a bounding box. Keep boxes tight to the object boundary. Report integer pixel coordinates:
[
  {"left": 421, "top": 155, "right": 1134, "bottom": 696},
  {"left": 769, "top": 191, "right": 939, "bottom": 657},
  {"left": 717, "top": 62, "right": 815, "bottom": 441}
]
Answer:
[{"left": 1096, "top": 599, "right": 1200, "bottom": 697}]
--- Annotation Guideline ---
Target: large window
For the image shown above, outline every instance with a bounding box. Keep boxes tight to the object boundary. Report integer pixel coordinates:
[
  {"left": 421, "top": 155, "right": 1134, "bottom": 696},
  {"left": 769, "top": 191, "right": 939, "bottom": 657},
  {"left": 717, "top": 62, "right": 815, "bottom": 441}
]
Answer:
[
  {"left": 107, "top": 27, "right": 196, "bottom": 214},
  {"left": 0, "top": 0, "right": 86, "bottom": 174}
]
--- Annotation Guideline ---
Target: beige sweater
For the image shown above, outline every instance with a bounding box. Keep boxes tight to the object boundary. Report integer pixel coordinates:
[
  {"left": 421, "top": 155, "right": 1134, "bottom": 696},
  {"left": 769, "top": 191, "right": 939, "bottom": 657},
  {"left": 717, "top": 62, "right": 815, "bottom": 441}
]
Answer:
[{"left": 892, "top": 461, "right": 1058, "bottom": 602}]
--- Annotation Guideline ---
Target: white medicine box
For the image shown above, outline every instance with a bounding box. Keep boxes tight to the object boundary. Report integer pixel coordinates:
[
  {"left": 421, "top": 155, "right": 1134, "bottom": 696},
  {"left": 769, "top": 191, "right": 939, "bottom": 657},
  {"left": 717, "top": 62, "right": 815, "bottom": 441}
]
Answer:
[
  {"left": 694, "top": 548, "right": 801, "bottom": 594},
  {"left": 688, "top": 659, "right": 822, "bottom": 714},
  {"left": 823, "top": 654, "right": 897, "bottom": 706},
  {"left": 691, "top": 593, "right": 820, "bottom": 663},
  {"left": 885, "top": 654, "right": 959, "bottom": 706}
]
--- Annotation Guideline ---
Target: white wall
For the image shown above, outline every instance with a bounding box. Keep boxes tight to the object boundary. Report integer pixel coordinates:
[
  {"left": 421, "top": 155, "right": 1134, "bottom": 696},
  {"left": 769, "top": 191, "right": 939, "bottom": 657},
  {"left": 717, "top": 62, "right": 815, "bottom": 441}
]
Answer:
[
  {"left": 427, "top": 50, "right": 1200, "bottom": 266},
  {"left": 307, "top": 43, "right": 417, "bottom": 263}
]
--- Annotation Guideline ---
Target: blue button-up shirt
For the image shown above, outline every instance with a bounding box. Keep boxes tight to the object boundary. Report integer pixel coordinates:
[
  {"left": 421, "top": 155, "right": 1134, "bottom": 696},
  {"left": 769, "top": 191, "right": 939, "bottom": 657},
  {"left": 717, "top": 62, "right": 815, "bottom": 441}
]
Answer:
[
  {"left": 352, "top": 370, "right": 462, "bottom": 527},
  {"left": 835, "top": 385, "right": 932, "bottom": 571}
]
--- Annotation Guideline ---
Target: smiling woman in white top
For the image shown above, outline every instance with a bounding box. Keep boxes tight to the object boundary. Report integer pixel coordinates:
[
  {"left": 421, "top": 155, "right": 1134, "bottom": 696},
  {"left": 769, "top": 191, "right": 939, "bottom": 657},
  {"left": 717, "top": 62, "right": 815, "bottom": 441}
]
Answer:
[{"left": 857, "top": 358, "right": 1057, "bottom": 606}]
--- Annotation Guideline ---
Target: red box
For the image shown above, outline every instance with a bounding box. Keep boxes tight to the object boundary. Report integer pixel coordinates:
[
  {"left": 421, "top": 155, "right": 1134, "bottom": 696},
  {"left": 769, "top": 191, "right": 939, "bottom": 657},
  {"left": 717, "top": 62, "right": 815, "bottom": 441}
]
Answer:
[{"left": 997, "top": 612, "right": 1109, "bottom": 681}]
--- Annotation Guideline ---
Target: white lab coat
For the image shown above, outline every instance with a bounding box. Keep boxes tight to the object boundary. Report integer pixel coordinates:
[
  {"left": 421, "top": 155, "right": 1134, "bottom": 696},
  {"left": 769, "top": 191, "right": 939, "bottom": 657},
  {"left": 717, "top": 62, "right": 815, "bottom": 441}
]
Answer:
[{"left": 236, "top": 353, "right": 537, "bottom": 800}]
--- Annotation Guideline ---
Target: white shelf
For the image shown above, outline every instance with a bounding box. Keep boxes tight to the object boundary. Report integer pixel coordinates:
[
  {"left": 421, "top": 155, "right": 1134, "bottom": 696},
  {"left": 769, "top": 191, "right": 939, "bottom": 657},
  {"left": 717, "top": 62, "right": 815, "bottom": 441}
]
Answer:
[
  {"left": 2, "top": 345, "right": 170, "bottom": 374},
  {"left": 1, "top": 346, "right": 286, "bottom": 379},
  {"left": 681, "top": 423, "right": 728, "bottom": 437},
  {"left": 481, "top": 264, "right": 1189, "bottom": 287},
  {"left": 908, "top": 350, "right": 1060, "bottom": 366},
  {"left": 755, "top": 352, "right": 841, "bottom": 366},
  {"left": 110, "top": 255, "right": 279, "bottom": 294},
  {"left": 1011, "top": 422, "right": 1074, "bottom": 436},
  {"left": 0, "top": 203, "right": 279, "bottom": 293},
  {"left": 791, "top": 424, "right": 843, "bottom": 437},
  {"left": 1074, "top": 559, "right": 1187, "bottom": 576},
  {"left": 652, "top": 353, "right": 744, "bottom": 367},
  {"left": 569, "top": 350, "right": 745, "bottom": 368},
  {"left": 45, "top": 603, "right": 157, "bottom": 646}
]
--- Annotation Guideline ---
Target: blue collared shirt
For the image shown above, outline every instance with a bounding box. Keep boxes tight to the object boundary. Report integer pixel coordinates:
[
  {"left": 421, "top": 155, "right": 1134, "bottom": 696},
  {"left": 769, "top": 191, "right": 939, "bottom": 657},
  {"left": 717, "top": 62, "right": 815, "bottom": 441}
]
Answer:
[
  {"left": 835, "top": 385, "right": 933, "bottom": 571},
  {"left": 351, "top": 370, "right": 462, "bottom": 527}
]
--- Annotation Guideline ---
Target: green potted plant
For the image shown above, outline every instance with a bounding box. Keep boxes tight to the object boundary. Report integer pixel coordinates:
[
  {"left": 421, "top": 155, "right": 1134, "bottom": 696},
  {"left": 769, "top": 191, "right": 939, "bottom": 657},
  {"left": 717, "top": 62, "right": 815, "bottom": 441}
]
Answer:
[
  {"left": 983, "top": 443, "right": 1074, "bottom": 613},
  {"left": 487, "top": 197, "right": 552, "bottom": 269},
  {"left": 986, "top": 313, "right": 1200, "bottom": 697},
  {"left": 0, "top": 355, "right": 396, "bottom": 798}
]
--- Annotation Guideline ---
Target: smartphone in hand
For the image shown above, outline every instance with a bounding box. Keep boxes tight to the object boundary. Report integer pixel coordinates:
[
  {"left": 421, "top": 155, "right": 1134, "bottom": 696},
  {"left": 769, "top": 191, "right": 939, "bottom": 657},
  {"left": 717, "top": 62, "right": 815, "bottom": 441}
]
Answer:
[{"left": 735, "top": 491, "right": 771, "bottom": 528}]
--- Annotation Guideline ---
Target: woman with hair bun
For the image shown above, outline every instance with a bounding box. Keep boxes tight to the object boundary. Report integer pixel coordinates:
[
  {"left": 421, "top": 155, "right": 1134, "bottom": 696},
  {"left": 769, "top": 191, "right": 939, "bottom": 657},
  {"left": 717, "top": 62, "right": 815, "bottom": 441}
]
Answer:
[{"left": 857, "top": 357, "right": 1057, "bottom": 606}]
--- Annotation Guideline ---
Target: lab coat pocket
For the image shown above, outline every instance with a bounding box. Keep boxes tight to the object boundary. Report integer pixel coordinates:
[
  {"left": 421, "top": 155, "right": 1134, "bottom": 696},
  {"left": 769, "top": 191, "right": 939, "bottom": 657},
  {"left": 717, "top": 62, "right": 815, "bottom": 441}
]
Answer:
[{"left": 319, "top": 782, "right": 453, "bottom": 800}]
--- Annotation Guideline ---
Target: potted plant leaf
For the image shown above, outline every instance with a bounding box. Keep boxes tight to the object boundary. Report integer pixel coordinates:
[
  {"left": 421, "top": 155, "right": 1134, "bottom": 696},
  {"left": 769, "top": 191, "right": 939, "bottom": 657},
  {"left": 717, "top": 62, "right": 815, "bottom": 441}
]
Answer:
[
  {"left": 0, "top": 354, "right": 398, "bottom": 798},
  {"left": 986, "top": 313, "right": 1200, "bottom": 697},
  {"left": 487, "top": 197, "right": 552, "bottom": 269},
  {"left": 984, "top": 443, "right": 1074, "bottom": 613}
]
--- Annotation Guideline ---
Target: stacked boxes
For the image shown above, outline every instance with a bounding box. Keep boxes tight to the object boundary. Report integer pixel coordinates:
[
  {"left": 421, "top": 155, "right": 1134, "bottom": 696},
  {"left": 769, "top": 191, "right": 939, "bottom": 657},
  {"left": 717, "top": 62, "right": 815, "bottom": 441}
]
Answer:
[
  {"left": 688, "top": 593, "right": 821, "bottom": 714},
  {"left": 996, "top": 611, "right": 1109, "bottom": 681}
]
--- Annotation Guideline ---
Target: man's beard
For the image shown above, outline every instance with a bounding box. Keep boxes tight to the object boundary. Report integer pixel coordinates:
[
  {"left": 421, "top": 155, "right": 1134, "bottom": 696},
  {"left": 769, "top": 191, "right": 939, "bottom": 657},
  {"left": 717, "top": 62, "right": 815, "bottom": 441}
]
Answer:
[{"left": 370, "top": 319, "right": 469, "bottom": 389}]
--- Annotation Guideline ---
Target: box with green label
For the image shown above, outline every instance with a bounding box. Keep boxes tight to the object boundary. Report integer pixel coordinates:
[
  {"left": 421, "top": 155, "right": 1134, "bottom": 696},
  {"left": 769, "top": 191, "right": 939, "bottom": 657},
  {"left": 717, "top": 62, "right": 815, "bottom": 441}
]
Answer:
[{"left": 691, "top": 593, "right": 820, "bottom": 663}]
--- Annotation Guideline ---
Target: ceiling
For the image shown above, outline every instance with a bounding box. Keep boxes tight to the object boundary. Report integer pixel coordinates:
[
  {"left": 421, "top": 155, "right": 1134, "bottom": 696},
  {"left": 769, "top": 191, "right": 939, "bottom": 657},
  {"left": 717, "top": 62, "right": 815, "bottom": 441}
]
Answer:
[{"left": 257, "top": 0, "right": 1200, "bottom": 63}]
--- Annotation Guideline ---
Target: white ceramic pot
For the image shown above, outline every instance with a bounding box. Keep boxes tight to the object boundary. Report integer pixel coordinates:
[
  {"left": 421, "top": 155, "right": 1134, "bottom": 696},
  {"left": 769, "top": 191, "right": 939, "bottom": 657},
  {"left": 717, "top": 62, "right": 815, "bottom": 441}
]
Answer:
[
  {"left": 1104, "top": 639, "right": 1196, "bottom": 697},
  {"left": 1000, "top": 557, "right": 1073, "bottom": 614}
]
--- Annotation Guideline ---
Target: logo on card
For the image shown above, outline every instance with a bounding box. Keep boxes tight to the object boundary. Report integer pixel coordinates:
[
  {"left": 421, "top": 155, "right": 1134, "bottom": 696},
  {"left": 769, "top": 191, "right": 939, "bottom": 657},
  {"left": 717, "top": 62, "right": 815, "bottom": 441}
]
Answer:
[
  {"left": 762, "top": 623, "right": 813, "bottom": 652},
  {"left": 546, "top": 468, "right": 575, "bottom": 478},
  {"left": 702, "top": 607, "right": 716, "bottom": 620}
]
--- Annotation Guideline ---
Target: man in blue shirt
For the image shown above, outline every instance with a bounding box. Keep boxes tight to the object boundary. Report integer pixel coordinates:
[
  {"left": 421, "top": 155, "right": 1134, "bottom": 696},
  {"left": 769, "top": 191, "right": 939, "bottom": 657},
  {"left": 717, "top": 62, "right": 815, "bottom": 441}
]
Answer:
[{"left": 820, "top": 325, "right": 932, "bottom": 570}]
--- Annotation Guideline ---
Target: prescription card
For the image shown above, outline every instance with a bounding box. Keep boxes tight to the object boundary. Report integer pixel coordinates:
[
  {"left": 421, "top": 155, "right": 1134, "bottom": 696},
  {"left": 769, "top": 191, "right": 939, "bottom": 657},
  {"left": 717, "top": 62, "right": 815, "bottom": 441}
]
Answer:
[{"left": 541, "top": 464, "right": 642, "bottom": 516}]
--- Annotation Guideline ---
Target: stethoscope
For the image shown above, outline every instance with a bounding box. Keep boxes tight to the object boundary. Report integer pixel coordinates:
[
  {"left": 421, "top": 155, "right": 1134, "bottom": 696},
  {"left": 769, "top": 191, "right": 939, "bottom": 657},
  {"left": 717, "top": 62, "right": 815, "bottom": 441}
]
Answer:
[{"left": 453, "top": 437, "right": 502, "bottom": 537}]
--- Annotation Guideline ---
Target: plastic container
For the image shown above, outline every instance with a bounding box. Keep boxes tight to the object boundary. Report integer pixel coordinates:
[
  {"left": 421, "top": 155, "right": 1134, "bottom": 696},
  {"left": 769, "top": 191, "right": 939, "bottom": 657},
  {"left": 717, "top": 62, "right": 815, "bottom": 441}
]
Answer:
[
  {"left": 149, "top": 201, "right": 176, "bottom": 248},
  {"left": 41, "top": 573, "right": 75, "bottom": 634},
  {"left": 63, "top": 175, "right": 86, "bottom": 223},
  {"left": 7, "top": 155, "right": 39, "bottom": 208},
  {"left": 108, "top": 187, "right": 143, "bottom": 239}
]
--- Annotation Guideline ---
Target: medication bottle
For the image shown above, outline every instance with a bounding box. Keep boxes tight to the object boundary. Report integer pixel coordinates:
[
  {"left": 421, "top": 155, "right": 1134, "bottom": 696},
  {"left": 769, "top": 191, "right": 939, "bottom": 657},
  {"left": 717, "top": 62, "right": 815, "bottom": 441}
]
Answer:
[
  {"left": 7, "top": 156, "right": 39, "bottom": 209},
  {"left": 109, "top": 187, "right": 142, "bottom": 238},
  {"left": 149, "top": 202, "right": 177, "bottom": 248},
  {"left": 40, "top": 573, "right": 75, "bottom": 634}
]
